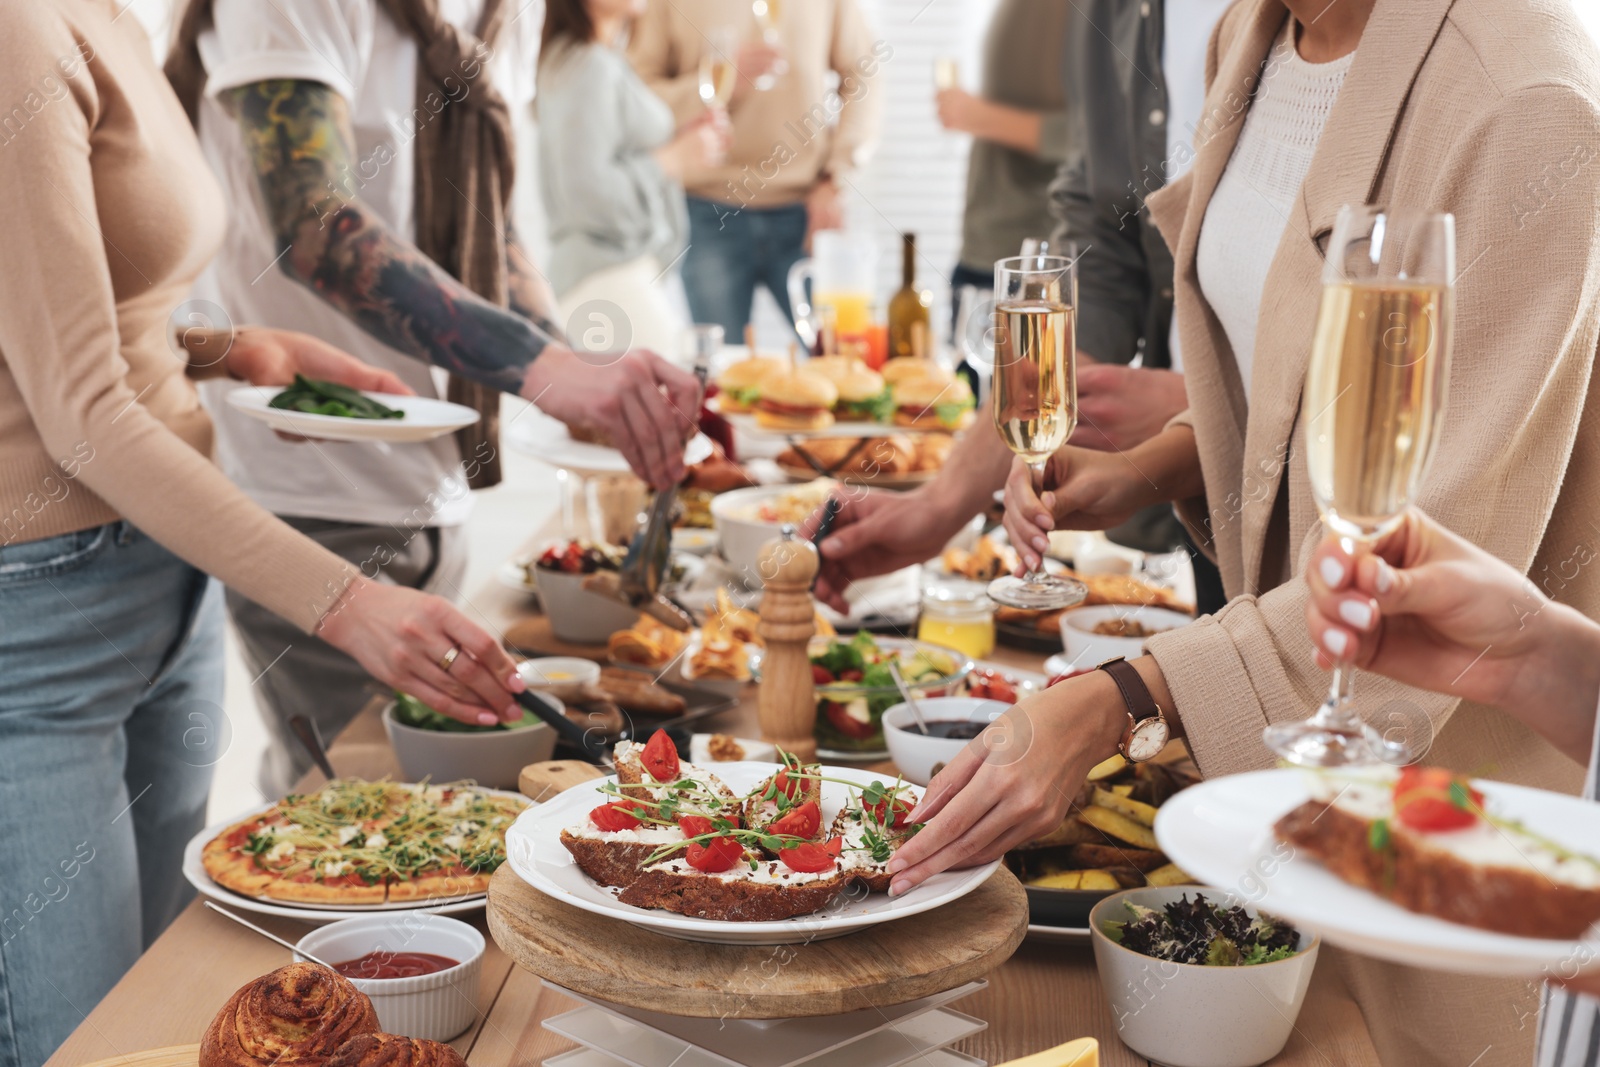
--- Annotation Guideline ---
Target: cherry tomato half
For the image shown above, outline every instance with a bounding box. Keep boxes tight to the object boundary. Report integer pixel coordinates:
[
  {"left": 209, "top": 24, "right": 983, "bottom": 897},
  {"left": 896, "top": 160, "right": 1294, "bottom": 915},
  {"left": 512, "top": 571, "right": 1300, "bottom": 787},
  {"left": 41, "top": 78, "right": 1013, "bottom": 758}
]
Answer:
[
  {"left": 768, "top": 800, "right": 822, "bottom": 841},
  {"left": 779, "top": 842, "right": 837, "bottom": 874},
  {"left": 590, "top": 801, "right": 642, "bottom": 832},
  {"left": 641, "top": 729, "right": 680, "bottom": 782},
  {"left": 685, "top": 835, "right": 745, "bottom": 873}
]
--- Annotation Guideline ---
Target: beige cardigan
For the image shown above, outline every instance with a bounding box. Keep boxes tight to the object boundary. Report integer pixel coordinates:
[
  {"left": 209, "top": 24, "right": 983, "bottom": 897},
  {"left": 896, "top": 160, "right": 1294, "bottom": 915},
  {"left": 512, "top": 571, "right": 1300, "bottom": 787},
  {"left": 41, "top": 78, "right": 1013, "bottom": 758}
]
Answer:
[
  {"left": 0, "top": 0, "right": 357, "bottom": 632},
  {"left": 1142, "top": 0, "right": 1600, "bottom": 1063}
]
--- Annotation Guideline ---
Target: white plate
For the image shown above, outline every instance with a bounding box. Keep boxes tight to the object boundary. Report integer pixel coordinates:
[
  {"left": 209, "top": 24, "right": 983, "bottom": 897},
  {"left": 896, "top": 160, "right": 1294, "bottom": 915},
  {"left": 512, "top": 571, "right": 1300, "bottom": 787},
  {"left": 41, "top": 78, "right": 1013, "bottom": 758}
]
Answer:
[
  {"left": 505, "top": 409, "right": 714, "bottom": 475},
  {"left": 504, "top": 761, "right": 999, "bottom": 945},
  {"left": 225, "top": 386, "right": 480, "bottom": 443},
  {"left": 1156, "top": 769, "right": 1600, "bottom": 977},
  {"left": 182, "top": 790, "right": 530, "bottom": 924}
]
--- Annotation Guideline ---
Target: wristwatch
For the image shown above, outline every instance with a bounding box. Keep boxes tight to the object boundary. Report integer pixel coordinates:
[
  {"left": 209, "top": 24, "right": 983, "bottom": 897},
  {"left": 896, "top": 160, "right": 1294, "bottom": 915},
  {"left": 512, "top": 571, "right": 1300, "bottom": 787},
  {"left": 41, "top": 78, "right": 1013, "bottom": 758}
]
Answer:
[{"left": 1096, "top": 656, "right": 1170, "bottom": 762}]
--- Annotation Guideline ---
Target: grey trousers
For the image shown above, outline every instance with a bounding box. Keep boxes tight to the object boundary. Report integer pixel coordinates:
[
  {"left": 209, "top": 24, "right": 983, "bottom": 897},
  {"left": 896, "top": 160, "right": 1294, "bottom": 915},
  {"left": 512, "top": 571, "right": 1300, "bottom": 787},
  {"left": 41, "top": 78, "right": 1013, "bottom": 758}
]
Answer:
[{"left": 225, "top": 516, "right": 468, "bottom": 798}]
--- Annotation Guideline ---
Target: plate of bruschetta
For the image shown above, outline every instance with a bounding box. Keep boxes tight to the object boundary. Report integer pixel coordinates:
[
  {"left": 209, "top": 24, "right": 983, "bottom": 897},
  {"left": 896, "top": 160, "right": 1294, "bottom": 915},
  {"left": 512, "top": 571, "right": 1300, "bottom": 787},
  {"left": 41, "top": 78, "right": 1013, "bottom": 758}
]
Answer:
[
  {"left": 1156, "top": 766, "right": 1600, "bottom": 977},
  {"left": 503, "top": 730, "right": 999, "bottom": 944}
]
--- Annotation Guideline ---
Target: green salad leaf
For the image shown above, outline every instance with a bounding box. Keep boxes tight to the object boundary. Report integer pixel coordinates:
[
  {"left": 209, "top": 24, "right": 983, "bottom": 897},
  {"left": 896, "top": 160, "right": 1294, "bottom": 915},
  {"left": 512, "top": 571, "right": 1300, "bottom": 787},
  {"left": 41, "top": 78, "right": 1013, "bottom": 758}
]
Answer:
[
  {"left": 392, "top": 692, "right": 537, "bottom": 733},
  {"left": 269, "top": 375, "right": 405, "bottom": 419}
]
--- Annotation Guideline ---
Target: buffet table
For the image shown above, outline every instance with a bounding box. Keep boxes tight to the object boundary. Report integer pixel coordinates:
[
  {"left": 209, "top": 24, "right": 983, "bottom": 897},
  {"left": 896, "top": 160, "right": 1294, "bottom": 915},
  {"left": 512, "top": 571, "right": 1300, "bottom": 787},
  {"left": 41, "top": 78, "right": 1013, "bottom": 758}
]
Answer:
[{"left": 45, "top": 538, "right": 1383, "bottom": 1067}]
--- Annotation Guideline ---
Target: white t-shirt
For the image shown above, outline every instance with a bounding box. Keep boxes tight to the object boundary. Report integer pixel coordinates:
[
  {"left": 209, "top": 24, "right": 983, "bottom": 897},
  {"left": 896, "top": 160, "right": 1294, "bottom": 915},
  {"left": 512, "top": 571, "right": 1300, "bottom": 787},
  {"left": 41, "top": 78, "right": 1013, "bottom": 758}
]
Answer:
[
  {"left": 1161, "top": 0, "right": 1235, "bottom": 373},
  {"left": 192, "top": 0, "right": 541, "bottom": 528},
  {"left": 1195, "top": 25, "right": 1352, "bottom": 398}
]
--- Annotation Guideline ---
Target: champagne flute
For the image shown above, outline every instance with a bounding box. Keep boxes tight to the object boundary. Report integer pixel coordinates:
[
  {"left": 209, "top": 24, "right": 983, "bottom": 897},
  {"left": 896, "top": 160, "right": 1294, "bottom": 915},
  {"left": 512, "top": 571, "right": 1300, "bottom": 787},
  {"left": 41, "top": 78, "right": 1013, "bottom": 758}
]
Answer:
[
  {"left": 751, "top": 0, "right": 787, "bottom": 91},
  {"left": 988, "top": 251, "right": 1089, "bottom": 612},
  {"left": 934, "top": 57, "right": 959, "bottom": 91},
  {"left": 1264, "top": 205, "right": 1456, "bottom": 767},
  {"left": 698, "top": 28, "right": 737, "bottom": 108}
]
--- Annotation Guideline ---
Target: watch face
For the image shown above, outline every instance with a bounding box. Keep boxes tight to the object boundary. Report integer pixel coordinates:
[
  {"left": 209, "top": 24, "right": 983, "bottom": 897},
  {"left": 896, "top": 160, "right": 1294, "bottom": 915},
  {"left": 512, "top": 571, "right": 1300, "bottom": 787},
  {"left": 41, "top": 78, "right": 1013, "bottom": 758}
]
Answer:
[{"left": 1126, "top": 719, "right": 1170, "bottom": 762}]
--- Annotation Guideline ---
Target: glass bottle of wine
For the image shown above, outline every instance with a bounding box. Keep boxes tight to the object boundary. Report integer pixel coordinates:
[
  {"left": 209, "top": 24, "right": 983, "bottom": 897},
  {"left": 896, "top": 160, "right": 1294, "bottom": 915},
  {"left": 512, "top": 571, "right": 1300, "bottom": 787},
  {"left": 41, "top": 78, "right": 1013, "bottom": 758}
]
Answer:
[{"left": 887, "top": 233, "right": 933, "bottom": 361}]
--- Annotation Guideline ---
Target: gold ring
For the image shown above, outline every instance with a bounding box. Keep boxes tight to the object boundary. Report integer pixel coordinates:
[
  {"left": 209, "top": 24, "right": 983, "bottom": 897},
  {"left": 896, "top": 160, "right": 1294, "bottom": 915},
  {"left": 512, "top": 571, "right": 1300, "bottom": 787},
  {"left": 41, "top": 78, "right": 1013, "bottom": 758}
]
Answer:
[{"left": 438, "top": 645, "right": 461, "bottom": 673}]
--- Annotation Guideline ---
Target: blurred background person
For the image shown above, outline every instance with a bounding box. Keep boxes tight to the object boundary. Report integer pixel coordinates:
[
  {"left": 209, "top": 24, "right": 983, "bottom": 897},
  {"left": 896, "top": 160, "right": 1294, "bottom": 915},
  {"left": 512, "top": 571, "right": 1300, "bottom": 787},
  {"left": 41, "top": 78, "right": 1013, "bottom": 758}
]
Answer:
[
  {"left": 809, "top": 0, "right": 1225, "bottom": 610},
  {"left": 0, "top": 3, "right": 529, "bottom": 1061},
  {"left": 939, "top": 0, "right": 1072, "bottom": 329},
  {"left": 629, "top": 0, "right": 884, "bottom": 337},
  {"left": 165, "top": 0, "right": 702, "bottom": 796},
  {"left": 539, "top": 0, "right": 728, "bottom": 356}
]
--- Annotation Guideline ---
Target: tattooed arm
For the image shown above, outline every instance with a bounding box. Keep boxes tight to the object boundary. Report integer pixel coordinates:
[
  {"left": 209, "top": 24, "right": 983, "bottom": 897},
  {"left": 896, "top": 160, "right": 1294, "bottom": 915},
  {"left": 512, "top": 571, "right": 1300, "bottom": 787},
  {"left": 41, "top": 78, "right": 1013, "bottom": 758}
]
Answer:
[
  {"left": 223, "top": 79, "right": 702, "bottom": 488},
  {"left": 506, "top": 225, "right": 561, "bottom": 331}
]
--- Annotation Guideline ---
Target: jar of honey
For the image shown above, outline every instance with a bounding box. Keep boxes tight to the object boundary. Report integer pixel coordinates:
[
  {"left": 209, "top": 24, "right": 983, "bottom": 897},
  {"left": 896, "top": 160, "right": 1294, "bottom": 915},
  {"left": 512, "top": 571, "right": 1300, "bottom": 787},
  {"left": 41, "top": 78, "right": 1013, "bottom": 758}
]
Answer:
[{"left": 918, "top": 583, "right": 996, "bottom": 660}]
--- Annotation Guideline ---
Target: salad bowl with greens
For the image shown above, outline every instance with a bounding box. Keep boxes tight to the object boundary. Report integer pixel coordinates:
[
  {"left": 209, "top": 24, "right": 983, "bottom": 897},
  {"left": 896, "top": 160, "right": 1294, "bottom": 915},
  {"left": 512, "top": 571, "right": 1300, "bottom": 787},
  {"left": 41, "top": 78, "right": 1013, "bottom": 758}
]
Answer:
[
  {"left": 1089, "top": 886, "right": 1319, "bottom": 1067},
  {"left": 382, "top": 692, "right": 558, "bottom": 790},
  {"left": 802, "top": 632, "right": 970, "bottom": 757}
]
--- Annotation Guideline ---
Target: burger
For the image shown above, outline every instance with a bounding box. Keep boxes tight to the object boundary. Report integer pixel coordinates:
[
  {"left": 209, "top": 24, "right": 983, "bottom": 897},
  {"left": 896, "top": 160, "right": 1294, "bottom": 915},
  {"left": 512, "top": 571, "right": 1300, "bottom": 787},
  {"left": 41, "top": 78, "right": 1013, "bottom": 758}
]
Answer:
[
  {"left": 715, "top": 356, "right": 785, "bottom": 414},
  {"left": 809, "top": 356, "right": 891, "bottom": 422},
  {"left": 880, "top": 357, "right": 952, "bottom": 388},
  {"left": 754, "top": 369, "right": 839, "bottom": 431},
  {"left": 892, "top": 372, "right": 975, "bottom": 431}
]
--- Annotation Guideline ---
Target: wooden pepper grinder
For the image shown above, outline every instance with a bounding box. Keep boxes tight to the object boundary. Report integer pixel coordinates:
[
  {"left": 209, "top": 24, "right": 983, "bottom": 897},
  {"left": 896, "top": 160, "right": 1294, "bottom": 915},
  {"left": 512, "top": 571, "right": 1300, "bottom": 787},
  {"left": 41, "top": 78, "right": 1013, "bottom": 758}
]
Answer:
[{"left": 757, "top": 525, "right": 819, "bottom": 761}]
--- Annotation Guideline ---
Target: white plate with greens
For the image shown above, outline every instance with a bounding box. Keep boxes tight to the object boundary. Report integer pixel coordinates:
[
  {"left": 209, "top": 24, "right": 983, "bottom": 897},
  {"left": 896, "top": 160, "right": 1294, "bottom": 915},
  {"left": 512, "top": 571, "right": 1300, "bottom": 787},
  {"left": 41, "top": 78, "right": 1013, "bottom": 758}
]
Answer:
[{"left": 227, "top": 383, "right": 480, "bottom": 443}]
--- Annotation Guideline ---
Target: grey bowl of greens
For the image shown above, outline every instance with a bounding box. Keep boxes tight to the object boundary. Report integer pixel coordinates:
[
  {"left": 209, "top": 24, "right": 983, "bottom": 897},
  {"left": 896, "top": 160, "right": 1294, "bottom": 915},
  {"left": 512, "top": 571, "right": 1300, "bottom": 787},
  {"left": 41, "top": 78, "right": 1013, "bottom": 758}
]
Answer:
[
  {"left": 1089, "top": 887, "right": 1319, "bottom": 1067},
  {"left": 383, "top": 692, "right": 558, "bottom": 790}
]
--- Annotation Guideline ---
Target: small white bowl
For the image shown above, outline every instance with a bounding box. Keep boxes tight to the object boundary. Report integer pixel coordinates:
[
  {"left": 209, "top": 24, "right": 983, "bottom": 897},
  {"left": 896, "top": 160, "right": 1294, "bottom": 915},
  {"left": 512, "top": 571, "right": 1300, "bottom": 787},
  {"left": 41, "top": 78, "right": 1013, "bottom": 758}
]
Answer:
[
  {"left": 1089, "top": 887, "right": 1319, "bottom": 1067},
  {"left": 688, "top": 733, "right": 776, "bottom": 764},
  {"left": 1058, "top": 604, "right": 1193, "bottom": 664},
  {"left": 882, "top": 697, "right": 1009, "bottom": 786},
  {"left": 534, "top": 566, "right": 641, "bottom": 644},
  {"left": 382, "top": 700, "right": 557, "bottom": 790},
  {"left": 295, "top": 914, "right": 485, "bottom": 1041},
  {"left": 709, "top": 482, "right": 832, "bottom": 588},
  {"left": 518, "top": 657, "right": 601, "bottom": 702}
]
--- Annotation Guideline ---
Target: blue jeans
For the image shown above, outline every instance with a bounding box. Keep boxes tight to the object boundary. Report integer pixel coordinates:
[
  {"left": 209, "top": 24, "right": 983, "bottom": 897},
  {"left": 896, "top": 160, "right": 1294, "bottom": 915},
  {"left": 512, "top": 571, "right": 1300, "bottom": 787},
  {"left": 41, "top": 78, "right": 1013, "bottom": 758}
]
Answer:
[
  {"left": 0, "top": 523, "right": 223, "bottom": 1067},
  {"left": 681, "top": 197, "right": 809, "bottom": 336}
]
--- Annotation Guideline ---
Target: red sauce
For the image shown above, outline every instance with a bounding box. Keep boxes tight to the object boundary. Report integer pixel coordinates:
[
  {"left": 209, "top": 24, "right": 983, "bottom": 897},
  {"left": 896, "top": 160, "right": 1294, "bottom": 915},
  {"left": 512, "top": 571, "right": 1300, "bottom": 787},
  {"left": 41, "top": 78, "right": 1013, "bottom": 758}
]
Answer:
[{"left": 333, "top": 951, "right": 459, "bottom": 980}]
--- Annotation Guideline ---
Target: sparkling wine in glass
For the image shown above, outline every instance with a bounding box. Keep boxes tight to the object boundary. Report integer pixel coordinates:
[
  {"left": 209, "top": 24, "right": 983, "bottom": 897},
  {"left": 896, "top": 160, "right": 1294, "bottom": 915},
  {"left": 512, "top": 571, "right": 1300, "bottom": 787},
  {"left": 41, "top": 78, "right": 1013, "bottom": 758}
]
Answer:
[
  {"left": 699, "top": 29, "right": 738, "bottom": 108},
  {"left": 1264, "top": 205, "right": 1455, "bottom": 767},
  {"left": 751, "top": 0, "right": 787, "bottom": 90},
  {"left": 987, "top": 251, "right": 1089, "bottom": 612},
  {"left": 934, "top": 57, "right": 959, "bottom": 91}
]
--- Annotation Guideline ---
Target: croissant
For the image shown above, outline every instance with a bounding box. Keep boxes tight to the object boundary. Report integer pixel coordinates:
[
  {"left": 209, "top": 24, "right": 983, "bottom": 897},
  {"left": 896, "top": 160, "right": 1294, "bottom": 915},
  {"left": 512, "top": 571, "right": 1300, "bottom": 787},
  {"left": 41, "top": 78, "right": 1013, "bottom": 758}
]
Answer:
[
  {"left": 326, "top": 1034, "right": 468, "bottom": 1067},
  {"left": 200, "top": 963, "right": 381, "bottom": 1067}
]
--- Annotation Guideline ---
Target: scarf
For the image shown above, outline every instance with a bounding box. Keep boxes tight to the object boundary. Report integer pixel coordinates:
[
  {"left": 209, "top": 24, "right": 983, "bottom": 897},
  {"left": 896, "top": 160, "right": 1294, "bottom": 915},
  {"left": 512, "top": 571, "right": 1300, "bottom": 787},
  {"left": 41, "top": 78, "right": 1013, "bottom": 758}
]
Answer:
[{"left": 166, "top": 0, "right": 514, "bottom": 489}]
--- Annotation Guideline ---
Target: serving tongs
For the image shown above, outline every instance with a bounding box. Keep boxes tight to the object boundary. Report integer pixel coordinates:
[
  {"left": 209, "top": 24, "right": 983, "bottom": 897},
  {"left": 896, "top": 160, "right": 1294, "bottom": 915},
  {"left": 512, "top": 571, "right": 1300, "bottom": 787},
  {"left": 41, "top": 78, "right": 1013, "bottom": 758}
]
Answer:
[{"left": 583, "top": 352, "right": 715, "bottom": 632}]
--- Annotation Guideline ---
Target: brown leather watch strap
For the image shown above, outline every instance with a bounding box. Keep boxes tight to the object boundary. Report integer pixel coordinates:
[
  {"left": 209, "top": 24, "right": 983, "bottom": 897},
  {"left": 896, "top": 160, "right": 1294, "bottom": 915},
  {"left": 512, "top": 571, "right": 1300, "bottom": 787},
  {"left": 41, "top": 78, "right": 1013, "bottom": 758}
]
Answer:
[{"left": 1096, "top": 656, "right": 1160, "bottom": 724}]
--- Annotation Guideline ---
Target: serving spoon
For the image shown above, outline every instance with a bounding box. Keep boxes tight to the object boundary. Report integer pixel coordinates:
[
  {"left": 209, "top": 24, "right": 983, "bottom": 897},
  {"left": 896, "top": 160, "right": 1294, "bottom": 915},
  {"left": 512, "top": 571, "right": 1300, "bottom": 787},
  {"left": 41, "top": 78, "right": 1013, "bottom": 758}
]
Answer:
[
  {"left": 204, "top": 901, "right": 338, "bottom": 969},
  {"left": 888, "top": 659, "right": 932, "bottom": 735}
]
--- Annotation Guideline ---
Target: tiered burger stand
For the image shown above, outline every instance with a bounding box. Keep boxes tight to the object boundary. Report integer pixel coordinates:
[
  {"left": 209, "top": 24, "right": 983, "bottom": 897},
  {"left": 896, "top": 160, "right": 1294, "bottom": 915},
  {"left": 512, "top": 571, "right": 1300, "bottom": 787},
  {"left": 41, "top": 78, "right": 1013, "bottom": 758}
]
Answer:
[{"left": 485, "top": 865, "right": 1029, "bottom": 1067}]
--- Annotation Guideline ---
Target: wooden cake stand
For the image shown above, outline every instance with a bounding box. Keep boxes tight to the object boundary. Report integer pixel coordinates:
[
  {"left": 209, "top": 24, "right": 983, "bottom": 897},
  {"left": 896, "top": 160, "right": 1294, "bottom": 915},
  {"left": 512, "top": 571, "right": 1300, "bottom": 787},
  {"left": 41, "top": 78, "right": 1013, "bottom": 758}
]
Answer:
[{"left": 486, "top": 865, "right": 1029, "bottom": 1066}]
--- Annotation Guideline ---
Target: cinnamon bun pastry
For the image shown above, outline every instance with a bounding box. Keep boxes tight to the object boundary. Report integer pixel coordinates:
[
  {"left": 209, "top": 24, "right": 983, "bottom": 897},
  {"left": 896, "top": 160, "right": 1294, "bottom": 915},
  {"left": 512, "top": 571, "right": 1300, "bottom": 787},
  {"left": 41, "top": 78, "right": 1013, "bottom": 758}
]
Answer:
[
  {"left": 326, "top": 1033, "right": 468, "bottom": 1067},
  {"left": 200, "top": 963, "right": 380, "bottom": 1067}
]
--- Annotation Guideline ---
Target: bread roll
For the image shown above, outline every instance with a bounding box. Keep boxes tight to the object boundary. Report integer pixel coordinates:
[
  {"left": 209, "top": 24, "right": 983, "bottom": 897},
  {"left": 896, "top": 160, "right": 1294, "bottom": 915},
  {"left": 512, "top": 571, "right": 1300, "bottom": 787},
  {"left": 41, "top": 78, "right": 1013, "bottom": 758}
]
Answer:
[
  {"left": 326, "top": 1034, "right": 468, "bottom": 1067},
  {"left": 200, "top": 963, "right": 380, "bottom": 1067}
]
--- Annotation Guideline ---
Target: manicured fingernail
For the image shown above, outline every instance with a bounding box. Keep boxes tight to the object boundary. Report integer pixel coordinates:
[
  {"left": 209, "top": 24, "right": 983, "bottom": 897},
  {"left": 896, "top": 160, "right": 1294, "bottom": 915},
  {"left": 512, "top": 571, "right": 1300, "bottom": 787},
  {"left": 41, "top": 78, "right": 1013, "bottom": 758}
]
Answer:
[
  {"left": 478, "top": 712, "right": 498, "bottom": 725},
  {"left": 505, "top": 703, "right": 521, "bottom": 720},
  {"left": 888, "top": 879, "right": 906, "bottom": 897},
  {"left": 887, "top": 857, "right": 906, "bottom": 874},
  {"left": 1319, "top": 557, "right": 1345, "bottom": 587},
  {"left": 1032, "top": 536, "right": 1049, "bottom": 553},
  {"left": 1041, "top": 491, "right": 1055, "bottom": 510},
  {"left": 508, "top": 672, "right": 527, "bottom": 692},
  {"left": 1375, "top": 560, "right": 1394, "bottom": 594},
  {"left": 1339, "top": 599, "right": 1374, "bottom": 629},
  {"left": 1323, "top": 628, "right": 1349, "bottom": 658}
]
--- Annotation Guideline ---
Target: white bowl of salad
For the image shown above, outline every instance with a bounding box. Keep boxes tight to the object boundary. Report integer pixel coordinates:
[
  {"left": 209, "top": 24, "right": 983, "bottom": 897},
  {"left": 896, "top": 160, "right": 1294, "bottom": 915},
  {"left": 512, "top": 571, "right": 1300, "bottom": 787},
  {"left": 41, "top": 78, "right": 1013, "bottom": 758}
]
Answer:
[{"left": 800, "top": 633, "right": 971, "bottom": 757}]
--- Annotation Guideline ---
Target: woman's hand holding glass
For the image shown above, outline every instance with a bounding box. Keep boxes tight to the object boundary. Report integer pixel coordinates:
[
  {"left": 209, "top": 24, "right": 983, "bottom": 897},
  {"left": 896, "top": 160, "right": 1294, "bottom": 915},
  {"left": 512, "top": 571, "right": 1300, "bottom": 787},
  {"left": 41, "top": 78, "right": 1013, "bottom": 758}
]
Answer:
[{"left": 1305, "top": 508, "right": 1600, "bottom": 762}]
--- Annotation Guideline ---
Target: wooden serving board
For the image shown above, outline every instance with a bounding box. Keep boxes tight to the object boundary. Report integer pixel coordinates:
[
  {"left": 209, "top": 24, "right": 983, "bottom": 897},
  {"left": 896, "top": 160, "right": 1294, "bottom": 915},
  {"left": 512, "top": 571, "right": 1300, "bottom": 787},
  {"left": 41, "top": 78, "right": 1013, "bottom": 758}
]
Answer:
[
  {"left": 80, "top": 1045, "right": 199, "bottom": 1067},
  {"left": 485, "top": 865, "right": 1028, "bottom": 1019},
  {"left": 502, "top": 616, "right": 610, "bottom": 661}
]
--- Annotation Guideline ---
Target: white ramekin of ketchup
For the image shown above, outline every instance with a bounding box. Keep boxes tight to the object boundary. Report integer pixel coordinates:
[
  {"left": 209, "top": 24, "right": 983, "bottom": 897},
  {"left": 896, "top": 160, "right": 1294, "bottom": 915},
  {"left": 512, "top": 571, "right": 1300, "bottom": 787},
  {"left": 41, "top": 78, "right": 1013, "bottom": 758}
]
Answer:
[{"left": 295, "top": 914, "right": 485, "bottom": 1041}]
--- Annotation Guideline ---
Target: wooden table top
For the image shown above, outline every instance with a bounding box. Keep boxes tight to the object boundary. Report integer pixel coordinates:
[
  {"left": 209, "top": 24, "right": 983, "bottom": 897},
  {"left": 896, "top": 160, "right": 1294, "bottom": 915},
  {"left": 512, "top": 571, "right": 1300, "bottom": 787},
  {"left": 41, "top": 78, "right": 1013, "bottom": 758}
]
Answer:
[{"left": 45, "top": 531, "right": 1381, "bottom": 1067}]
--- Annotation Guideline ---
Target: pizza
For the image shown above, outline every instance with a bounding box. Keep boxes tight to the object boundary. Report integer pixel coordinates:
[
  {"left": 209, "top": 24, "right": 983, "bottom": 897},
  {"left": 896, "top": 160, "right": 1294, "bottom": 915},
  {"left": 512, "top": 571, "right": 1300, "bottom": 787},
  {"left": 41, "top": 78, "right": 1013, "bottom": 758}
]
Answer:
[{"left": 202, "top": 779, "right": 527, "bottom": 905}]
